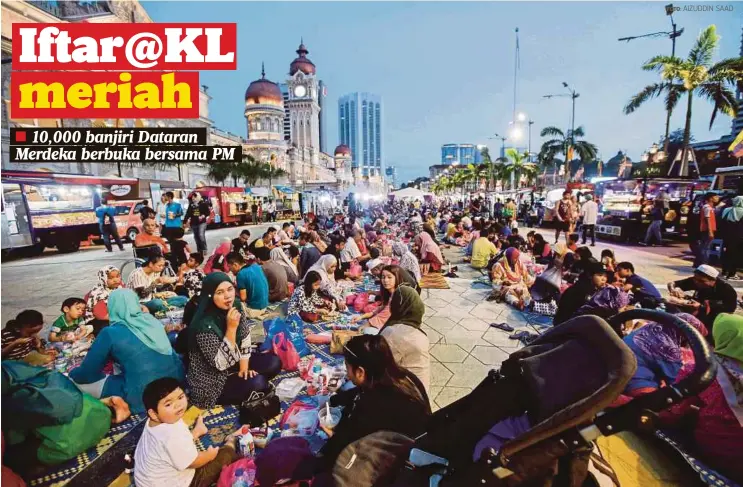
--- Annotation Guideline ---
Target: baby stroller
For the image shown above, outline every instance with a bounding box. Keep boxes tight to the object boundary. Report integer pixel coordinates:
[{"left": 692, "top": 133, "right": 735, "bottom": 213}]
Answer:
[{"left": 377, "top": 310, "right": 714, "bottom": 487}]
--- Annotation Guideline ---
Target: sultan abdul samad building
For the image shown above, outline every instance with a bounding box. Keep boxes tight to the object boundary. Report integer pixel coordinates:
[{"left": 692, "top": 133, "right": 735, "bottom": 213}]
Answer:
[
  {"left": 243, "top": 42, "right": 353, "bottom": 191},
  {"left": 1, "top": 1, "right": 353, "bottom": 192}
]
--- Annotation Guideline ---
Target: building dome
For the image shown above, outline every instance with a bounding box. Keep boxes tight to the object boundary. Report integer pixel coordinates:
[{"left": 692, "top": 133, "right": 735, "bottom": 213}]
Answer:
[
  {"left": 289, "top": 42, "right": 316, "bottom": 76},
  {"left": 607, "top": 151, "right": 632, "bottom": 166},
  {"left": 245, "top": 64, "right": 283, "bottom": 106},
  {"left": 334, "top": 144, "right": 351, "bottom": 156}
]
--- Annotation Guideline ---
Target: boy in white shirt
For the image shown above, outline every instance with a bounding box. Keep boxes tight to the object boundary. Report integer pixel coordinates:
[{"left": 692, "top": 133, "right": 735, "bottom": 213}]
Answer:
[{"left": 134, "top": 378, "right": 241, "bottom": 487}]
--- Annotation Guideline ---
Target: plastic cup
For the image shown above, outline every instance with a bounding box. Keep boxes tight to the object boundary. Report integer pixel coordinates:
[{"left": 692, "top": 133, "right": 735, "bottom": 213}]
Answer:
[{"left": 318, "top": 407, "right": 342, "bottom": 430}]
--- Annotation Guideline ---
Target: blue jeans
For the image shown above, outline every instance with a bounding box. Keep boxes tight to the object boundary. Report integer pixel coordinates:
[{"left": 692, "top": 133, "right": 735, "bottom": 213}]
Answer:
[
  {"left": 144, "top": 296, "right": 189, "bottom": 314},
  {"left": 694, "top": 235, "right": 713, "bottom": 268},
  {"left": 644, "top": 221, "right": 663, "bottom": 245},
  {"left": 191, "top": 222, "right": 208, "bottom": 255},
  {"left": 100, "top": 223, "right": 124, "bottom": 251}
]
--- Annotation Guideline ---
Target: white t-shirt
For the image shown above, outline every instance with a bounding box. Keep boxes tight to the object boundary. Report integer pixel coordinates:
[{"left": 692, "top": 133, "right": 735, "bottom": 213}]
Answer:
[
  {"left": 581, "top": 201, "right": 599, "bottom": 225},
  {"left": 134, "top": 419, "right": 198, "bottom": 487}
]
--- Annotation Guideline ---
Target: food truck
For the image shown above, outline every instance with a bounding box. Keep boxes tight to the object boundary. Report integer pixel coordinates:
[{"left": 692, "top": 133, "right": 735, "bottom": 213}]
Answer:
[
  {"left": 594, "top": 177, "right": 710, "bottom": 242},
  {"left": 1, "top": 170, "right": 139, "bottom": 255},
  {"left": 273, "top": 185, "right": 301, "bottom": 219}
]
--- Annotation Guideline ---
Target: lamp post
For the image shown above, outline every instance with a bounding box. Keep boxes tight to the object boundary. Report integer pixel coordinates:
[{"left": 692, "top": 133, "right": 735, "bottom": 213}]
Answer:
[
  {"left": 618, "top": 4, "right": 683, "bottom": 154},
  {"left": 544, "top": 83, "right": 580, "bottom": 178},
  {"left": 528, "top": 120, "right": 535, "bottom": 161},
  {"left": 489, "top": 134, "right": 508, "bottom": 191}
]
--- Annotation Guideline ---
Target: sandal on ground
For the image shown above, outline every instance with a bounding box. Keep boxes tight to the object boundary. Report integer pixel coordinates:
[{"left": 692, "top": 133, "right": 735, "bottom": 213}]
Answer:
[{"left": 490, "top": 322, "right": 515, "bottom": 332}]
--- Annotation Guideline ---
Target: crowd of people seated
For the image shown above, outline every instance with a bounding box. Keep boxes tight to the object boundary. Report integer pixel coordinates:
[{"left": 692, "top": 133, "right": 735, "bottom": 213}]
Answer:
[{"left": 2, "top": 197, "right": 741, "bottom": 486}]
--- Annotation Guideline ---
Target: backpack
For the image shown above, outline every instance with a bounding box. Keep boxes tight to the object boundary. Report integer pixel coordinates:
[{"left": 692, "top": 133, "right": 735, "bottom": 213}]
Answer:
[{"left": 333, "top": 431, "right": 414, "bottom": 487}]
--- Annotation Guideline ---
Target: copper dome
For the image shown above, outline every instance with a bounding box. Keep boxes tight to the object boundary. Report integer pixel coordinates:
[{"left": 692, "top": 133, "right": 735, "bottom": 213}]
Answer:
[
  {"left": 245, "top": 64, "right": 283, "bottom": 105},
  {"left": 289, "top": 42, "right": 316, "bottom": 76},
  {"left": 334, "top": 144, "right": 351, "bottom": 156}
]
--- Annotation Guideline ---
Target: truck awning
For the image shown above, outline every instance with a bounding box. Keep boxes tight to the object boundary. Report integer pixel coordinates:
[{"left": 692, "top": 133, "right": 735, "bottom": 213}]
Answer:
[{"left": 273, "top": 185, "right": 295, "bottom": 194}]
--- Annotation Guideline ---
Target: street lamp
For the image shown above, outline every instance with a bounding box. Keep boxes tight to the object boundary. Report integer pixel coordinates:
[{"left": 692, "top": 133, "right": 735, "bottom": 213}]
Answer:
[
  {"left": 516, "top": 112, "right": 527, "bottom": 122},
  {"left": 544, "top": 83, "right": 580, "bottom": 176}
]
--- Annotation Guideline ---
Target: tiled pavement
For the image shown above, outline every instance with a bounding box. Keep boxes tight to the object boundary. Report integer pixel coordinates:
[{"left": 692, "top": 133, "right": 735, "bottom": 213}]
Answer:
[{"left": 422, "top": 229, "right": 743, "bottom": 411}]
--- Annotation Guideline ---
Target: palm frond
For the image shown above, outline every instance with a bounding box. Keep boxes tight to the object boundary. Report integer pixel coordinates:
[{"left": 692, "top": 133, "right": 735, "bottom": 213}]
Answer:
[
  {"left": 688, "top": 25, "right": 719, "bottom": 68},
  {"left": 540, "top": 126, "right": 565, "bottom": 138},
  {"left": 643, "top": 55, "right": 683, "bottom": 72},
  {"left": 698, "top": 82, "right": 738, "bottom": 129},
  {"left": 664, "top": 83, "right": 685, "bottom": 112},
  {"left": 624, "top": 83, "right": 666, "bottom": 114}
]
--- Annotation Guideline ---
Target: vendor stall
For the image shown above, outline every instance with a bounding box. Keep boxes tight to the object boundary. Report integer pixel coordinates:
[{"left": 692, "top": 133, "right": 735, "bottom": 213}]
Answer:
[
  {"left": 273, "top": 185, "right": 301, "bottom": 219},
  {"left": 595, "top": 178, "right": 710, "bottom": 242},
  {"left": 193, "top": 186, "right": 252, "bottom": 225}
]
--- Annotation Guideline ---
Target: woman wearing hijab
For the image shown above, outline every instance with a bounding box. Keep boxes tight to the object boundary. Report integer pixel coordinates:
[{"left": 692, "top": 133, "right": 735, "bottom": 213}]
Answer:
[
  {"left": 187, "top": 273, "right": 281, "bottom": 409},
  {"left": 392, "top": 241, "right": 422, "bottom": 281},
  {"left": 83, "top": 265, "right": 124, "bottom": 334},
  {"left": 415, "top": 231, "right": 445, "bottom": 274},
  {"left": 270, "top": 247, "right": 299, "bottom": 284},
  {"left": 380, "top": 286, "right": 430, "bottom": 393},
  {"left": 69, "top": 289, "right": 185, "bottom": 414},
  {"left": 203, "top": 238, "right": 232, "bottom": 274},
  {"left": 490, "top": 247, "right": 535, "bottom": 310},
  {"left": 307, "top": 255, "right": 348, "bottom": 311},
  {"left": 720, "top": 196, "right": 743, "bottom": 280}
]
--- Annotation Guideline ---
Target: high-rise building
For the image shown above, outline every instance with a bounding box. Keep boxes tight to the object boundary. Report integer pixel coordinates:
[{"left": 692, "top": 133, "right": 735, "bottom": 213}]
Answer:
[
  {"left": 732, "top": 26, "right": 743, "bottom": 135},
  {"left": 338, "top": 92, "right": 383, "bottom": 178},
  {"left": 318, "top": 80, "right": 328, "bottom": 153},
  {"left": 441, "top": 143, "right": 482, "bottom": 166},
  {"left": 385, "top": 165, "right": 397, "bottom": 188}
]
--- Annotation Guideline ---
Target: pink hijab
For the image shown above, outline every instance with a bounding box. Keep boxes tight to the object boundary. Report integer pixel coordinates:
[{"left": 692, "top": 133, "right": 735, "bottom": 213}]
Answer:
[{"left": 415, "top": 232, "right": 444, "bottom": 264}]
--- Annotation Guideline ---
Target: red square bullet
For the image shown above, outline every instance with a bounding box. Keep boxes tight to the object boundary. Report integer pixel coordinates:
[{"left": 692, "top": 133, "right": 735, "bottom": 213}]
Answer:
[{"left": 15, "top": 131, "right": 26, "bottom": 142}]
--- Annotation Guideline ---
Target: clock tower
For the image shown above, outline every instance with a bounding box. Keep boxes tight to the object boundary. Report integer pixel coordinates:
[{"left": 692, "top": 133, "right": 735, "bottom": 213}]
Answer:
[{"left": 286, "top": 41, "right": 320, "bottom": 153}]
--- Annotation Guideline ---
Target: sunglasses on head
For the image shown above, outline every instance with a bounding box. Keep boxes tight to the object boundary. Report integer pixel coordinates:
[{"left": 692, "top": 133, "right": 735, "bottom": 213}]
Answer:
[{"left": 343, "top": 343, "right": 358, "bottom": 358}]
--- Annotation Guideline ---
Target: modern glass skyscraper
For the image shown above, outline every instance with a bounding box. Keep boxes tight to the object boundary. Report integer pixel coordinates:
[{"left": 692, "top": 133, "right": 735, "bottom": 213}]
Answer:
[
  {"left": 441, "top": 144, "right": 483, "bottom": 166},
  {"left": 338, "top": 92, "right": 383, "bottom": 178}
]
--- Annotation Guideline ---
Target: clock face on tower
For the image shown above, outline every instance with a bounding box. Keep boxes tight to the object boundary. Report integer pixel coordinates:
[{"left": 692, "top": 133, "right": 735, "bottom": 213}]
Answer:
[{"left": 294, "top": 85, "right": 307, "bottom": 97}]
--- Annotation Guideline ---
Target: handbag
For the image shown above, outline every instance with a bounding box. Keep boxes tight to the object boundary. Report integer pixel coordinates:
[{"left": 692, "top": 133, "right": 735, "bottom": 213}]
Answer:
[
  {"left": 353, "top": 292, "right": 369, "bottom": 313},
  {"left": 273, "top": 333, "right": 300, "bottom": 371},
  {"left": 239, "top": 384, "right": 280, "bottom": 427},
  {"left": 330, "top": 330, "right": 360, "bottom": 354}
]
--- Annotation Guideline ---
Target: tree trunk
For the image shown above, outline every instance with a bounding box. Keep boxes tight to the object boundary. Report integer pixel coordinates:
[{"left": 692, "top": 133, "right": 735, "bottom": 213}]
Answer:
[
  {"left": 663, "top": 105, "right": 672, "bottom": 155},
  {"left": 679, "top": 91, "right": 693, "bottom": 177}
]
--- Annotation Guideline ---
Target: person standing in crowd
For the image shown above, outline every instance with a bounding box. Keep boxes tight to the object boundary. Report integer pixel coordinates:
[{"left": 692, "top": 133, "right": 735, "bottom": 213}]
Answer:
[
  {"left": 96, "top": 198, "right": 125, "bottom": 252},
  {"left": 643, "top": 200, "right": 665, "bottom": 247},
  {"left": 580, "top": 194, "right": 598, "bottom": 246},
  {"left": 554, "top": 191, "right": 574, "bottom": 244},
  {"left": 161, "top": 191, "right": 184, "bottom": 244},
  {"left": 667, "top": 265, "right": 738, "bottom": 331},
  {"left": 720, "top": 195, "right": 743, "bottom": 281},
  {"left": 139, "top": 200, "right": 157, "bottom": 222},
  {"left": 251, "top": 200, "right": 259, "bottom": 225},
  {"left": 265, "top": 199, "right": 276, "bottom": 223},
  {"left": 184, "top": 192, "right": 210, "bottom": 256},
  {"left": 155, "top": 194, "right": 167, "bottom": 227},
  {"left": 694, "top": 192, "right": 720, "bottom": 268}
]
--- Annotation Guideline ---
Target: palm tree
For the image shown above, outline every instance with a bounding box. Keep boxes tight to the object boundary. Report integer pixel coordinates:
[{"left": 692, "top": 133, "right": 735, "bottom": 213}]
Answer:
[
  {"left": 539, "top": 126, "right": 597, "bottom": 181},
  {"left": 625, "top": 25, "right": 743, "bottom": 173},
  {"left": 502, "top": 149, "right": 538, "bottom": 189},
  {"left": 479, "top": 147, "right": 506, "bottom": 191},
  {"left": 261, "top": 164, "right": 288, "bottom": 189}
]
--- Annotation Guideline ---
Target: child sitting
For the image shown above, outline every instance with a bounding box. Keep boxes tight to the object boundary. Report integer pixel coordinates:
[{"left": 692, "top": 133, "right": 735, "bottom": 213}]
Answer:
[
  {"left": 50, "top": 297, "right": 92, "bottom": 343},
  {"left": 1, "top": 310, "right": 57, "bottom": 365},
  {"left": 134, "top": 378, "right": 242, "bottom": 487}
]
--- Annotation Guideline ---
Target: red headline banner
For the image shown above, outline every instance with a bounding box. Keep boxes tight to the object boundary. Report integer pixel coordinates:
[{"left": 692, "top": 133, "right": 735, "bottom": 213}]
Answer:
[
  {"left": 10, "top": 71, "right": 200, "bottom": 119},
  {"left": 12, "top": 23, "right": 237, "bottom": 71}
]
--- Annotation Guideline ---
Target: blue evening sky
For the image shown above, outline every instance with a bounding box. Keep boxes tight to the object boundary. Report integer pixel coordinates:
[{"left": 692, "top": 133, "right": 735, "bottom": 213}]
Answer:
[{"left": 143, "top": 2, "right": 741, "bottom": 183}]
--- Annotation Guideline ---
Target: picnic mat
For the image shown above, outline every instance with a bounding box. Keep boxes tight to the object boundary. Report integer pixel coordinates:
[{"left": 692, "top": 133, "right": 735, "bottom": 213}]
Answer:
[
  {"left": 420, "top": 272, "right": 450, "bottom": 290},
  {"left": 26, "top": 286, "right": 372, "bottom": 487}
]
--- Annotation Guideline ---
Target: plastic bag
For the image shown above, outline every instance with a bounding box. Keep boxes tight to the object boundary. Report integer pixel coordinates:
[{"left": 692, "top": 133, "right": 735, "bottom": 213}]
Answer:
[
  {"left": 348, "top": 262, "right": 363, "bottom": 278},
  {"left": 280, "top": 399, "right": 319, "bottom": 437},
  {"left": 261, "top": 316, "right": 310, "bottom": 356},
  {"left": 216, "top": 457, "right": 256, "bottom": 487},
  {"left": 345, "top": 294, "right": 357, "bottom": 306},
  {"left": 353, "top": 292, "right": 369, "bottom": 313},
  {"left": 273, "top": 333, "right": 300, "bottom": 371}
]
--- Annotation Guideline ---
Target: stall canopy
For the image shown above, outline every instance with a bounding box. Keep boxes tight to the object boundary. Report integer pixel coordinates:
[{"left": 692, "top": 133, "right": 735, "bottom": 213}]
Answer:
[
  {"left": 249, "top": 187, "right": 271, "bottom": 197},
  {"left": 392, "top": 187, "right": 425, "bottom": 200},
  {"left": 274, "top": 185, "right": 295, "bottom": 194}
]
